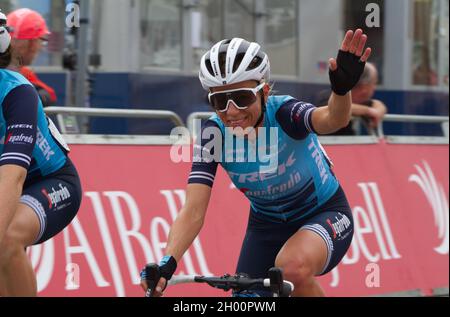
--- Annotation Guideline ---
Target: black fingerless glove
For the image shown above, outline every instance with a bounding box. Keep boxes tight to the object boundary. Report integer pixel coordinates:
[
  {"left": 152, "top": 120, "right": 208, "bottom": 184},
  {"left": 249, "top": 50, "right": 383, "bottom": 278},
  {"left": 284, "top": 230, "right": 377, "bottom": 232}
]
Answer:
[
  {"left": 329, "top": 50, "right": 366, "bottom": 96},
  {"left": 140, "top": 255, "right": 178, "bottom": 282},
  {"left": 158, "top": 255, "right": 177, "bottom": 280}
]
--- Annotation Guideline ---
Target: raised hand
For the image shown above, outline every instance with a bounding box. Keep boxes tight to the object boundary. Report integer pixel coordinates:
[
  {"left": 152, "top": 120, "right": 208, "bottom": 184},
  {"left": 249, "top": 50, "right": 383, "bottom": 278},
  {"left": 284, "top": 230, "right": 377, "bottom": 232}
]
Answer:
[{"left": 329, "top": 29, "right": 372, "bottom": 96}]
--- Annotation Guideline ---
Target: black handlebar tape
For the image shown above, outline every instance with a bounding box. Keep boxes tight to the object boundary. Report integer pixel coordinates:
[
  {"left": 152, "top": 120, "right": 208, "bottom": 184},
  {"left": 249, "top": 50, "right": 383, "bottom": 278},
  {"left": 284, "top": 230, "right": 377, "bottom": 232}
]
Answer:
[
  {"left": 145, "top": 263, "right": 161, "bottom": 297},
  {"left": 268, "top": 267, "right": 283, "bottom": 296}
]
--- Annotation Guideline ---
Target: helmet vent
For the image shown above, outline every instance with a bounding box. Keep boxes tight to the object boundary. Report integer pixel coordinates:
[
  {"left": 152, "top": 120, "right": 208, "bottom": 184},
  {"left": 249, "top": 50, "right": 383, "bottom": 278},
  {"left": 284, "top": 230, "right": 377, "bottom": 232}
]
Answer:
[
  {"left": 203, "top": 52, "right": 215, "bottom": 77},
  {"left": 232, "top": 52, "right": 245, "bottom": 73},
  {"left": 246, "top": 55, "right": 263, "bottom": 71},
  {"left": 218, "top": 52, "right": 227, "bottom": 78}
]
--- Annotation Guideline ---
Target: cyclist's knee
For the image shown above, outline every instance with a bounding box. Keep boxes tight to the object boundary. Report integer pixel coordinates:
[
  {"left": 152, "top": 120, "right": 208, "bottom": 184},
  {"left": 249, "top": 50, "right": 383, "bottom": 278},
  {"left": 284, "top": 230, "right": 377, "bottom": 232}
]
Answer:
[
  {"left": 275, "top": 255, "right": 315, "bottom": 286},
  {"left": 1, "top": 204, "right": 41, "bottom": 250},
  {"left": 0, "top": 232, "right": 26, "bottom": 266}
]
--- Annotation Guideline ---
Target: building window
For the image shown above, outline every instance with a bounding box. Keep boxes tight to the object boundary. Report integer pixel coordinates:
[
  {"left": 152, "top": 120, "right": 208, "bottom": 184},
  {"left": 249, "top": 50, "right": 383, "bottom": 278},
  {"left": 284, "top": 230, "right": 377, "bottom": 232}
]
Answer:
[
  {"left": 191, "top": 0, "right": 222, "bottom": 71},
  {"left": 443, "top": 0, "right": 449, "bottom": 87},
  {"left": 412, "top": 0, "right": 440, "bottom": 86},
  {"left": 191, "top": 0, "right": 298, "bottom": 77},
  {"left": 343, "top": 0, "right": 385, "bottom": 84},
  {"left": 140, "top": 0, "right": 182, "bottom": 70},
  {"left": 191, "top": 0, "right": 256, "bottom": 72},
  {"left": 264, "top": 0, "right": 298, "bottom": 77},
  {"left": 412, "top": 0, "right": 449, "bottom": 87},
  {"left": 223, "top": 0, "right": 255, "bottom": 40}
]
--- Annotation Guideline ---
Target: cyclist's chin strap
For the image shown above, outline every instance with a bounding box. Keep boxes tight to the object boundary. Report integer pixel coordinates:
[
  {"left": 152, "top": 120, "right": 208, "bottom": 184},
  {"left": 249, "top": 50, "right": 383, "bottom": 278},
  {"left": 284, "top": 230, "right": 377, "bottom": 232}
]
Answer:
[{"left": 253, "top": 93, "right": 266, "bottom": 129}]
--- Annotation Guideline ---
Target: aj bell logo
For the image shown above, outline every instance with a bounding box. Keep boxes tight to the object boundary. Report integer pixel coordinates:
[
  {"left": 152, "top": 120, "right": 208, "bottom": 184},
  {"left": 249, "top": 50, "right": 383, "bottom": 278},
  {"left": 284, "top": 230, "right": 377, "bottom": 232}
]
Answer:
[
  {"left": 42, "top": 184, "right": 71, "bottom": 209},
  {"left": 409, "top": 161, "right": 449, "bottom": 254}
]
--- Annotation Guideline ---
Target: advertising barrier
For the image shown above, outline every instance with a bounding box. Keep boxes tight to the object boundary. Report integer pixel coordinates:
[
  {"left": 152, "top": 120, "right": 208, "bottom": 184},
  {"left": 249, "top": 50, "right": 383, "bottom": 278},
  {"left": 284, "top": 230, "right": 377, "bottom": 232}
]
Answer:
[{"left": 29, "top": 142, "right": 449, "bottom": 297}]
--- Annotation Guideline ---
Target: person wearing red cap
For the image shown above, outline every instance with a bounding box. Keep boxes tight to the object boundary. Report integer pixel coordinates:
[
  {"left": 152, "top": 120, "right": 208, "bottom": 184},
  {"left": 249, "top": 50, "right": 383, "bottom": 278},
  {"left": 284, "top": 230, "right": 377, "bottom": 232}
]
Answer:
[{"left": 6, "top": 8, "right": 57, "bottom": 107}]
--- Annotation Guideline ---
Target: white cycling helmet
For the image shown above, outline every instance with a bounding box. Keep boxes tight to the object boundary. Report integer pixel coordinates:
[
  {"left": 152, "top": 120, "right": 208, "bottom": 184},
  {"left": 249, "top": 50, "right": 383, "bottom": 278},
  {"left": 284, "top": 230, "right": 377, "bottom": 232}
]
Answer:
[
  {"left": 0, "top": 11, "right": 11, "bottom": 54},
  {"left": 0, "top": 27, "right": 10, "bottom": 53},
  {"left": 199, "top": 38, "right": 270, "bottom": 91}
]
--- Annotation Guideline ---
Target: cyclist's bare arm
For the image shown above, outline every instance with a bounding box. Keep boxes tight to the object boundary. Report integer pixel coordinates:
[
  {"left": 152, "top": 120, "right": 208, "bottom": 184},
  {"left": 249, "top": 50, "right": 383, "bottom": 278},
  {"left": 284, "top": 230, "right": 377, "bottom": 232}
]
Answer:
[
  {"left": 312, "top": 93, "right": 353, "bottom": 134},
  {"left": 0, "top": 165, "right": 26, "bottom": 244},
  {"left": 140, "top": 183, "right": 212, "bottom": 296},
  {"left": 165, "top": 183, "right": 212, "bottom": 261}
]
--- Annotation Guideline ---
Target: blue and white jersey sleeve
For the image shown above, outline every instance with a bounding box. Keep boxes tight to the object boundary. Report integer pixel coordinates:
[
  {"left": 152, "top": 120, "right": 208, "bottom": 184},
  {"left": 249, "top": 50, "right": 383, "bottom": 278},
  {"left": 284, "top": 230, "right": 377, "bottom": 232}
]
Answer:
[
  {"left": 275, "top": 99, "right": 317, "bottom": 140},
  {"left": 0, "top": 85, "right": 38, "bottom": 169},
  {"left": 188, "top": 119, "right": 220, "bottom": 187}
]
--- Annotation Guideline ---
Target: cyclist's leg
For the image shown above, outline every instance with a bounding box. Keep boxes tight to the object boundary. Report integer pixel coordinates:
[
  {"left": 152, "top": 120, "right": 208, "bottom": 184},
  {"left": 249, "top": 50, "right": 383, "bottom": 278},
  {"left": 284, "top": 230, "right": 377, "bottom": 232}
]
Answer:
[
  {"left": 0, "top": 168, "right": 81, "bottom": 296},
  {"left": 0, "top": 203, "right": 40, "bottom": 296},
  {"left": 234, "top": 212, "right": 299, "bottom": 297},
  {"left": 275, "top": 209, "right": 353, "bottom": 297},
  {"left": 275, "top": 229, "right": 328, "bottom": 296},
  {"left": 234, "top": 231, "right": 282, "bottom": 297}
]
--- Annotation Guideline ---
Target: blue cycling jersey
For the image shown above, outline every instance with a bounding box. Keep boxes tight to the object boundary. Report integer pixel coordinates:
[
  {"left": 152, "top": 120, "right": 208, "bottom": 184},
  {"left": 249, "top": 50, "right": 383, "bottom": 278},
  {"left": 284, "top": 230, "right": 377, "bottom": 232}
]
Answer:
[
  {"left": 189, "top": 95, "right": 340, "bottom": 222},
  {"left": 0, "top": 69, "right": 67, "bottom": 181}
]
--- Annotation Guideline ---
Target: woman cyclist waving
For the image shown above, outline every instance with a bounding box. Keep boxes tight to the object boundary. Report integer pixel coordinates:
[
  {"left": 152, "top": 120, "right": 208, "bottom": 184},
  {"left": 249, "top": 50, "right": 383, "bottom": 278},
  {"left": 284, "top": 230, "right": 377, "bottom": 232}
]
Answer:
[{"left": 141, "top": 29, "right": 371, "bottom": 297}]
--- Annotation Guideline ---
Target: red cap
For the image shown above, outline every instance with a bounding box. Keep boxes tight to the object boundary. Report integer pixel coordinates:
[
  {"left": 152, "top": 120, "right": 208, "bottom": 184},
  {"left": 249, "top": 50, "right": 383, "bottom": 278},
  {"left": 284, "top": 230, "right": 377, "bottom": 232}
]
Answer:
[{"left": 7, "top": 8, "right": 50, "bottom": 40}]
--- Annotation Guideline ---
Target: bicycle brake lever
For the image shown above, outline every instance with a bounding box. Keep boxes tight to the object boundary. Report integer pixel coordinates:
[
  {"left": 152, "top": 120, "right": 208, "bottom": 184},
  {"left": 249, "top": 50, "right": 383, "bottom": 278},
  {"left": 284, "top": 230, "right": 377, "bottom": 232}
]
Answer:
[{"left": 268, "top": 267, "right": 283, "bottom": 297}]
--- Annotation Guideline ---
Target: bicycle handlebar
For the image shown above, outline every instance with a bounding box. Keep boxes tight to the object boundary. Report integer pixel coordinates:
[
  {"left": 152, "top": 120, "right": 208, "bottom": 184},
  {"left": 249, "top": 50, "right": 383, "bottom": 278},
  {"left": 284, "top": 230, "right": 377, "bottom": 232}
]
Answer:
[{"left": 144, "top": 264, "right": 294, "bottom": 297}]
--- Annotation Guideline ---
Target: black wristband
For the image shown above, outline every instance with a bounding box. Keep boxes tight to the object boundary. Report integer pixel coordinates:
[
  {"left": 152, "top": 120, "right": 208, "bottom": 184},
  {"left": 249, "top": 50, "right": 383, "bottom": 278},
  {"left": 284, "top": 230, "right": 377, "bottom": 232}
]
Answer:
[
  {"left": 159, "top": 255, "right": 177, "bottom": 281},
  {"left": 329, "top": 50, "right": 366, "bottom": 96}
]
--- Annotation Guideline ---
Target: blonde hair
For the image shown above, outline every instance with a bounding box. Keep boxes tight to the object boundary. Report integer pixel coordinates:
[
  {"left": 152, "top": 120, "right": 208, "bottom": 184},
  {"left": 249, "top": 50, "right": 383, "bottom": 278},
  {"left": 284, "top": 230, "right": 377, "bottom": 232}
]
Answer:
[
  {"left": 0, "top": 45, "right": 11, "bottom": 68},
  {"left": 9, "top": 38, "right": 29, "bottom": 67}
]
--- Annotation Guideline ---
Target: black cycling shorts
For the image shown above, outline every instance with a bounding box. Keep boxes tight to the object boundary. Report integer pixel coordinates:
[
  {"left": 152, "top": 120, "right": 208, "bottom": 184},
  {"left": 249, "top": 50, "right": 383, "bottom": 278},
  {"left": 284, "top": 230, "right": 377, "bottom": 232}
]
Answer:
[
  {"left": 234, "top": 185, "right": 353, "bottom": 296},
  {"left": 20, "top": 157, "right": 82, "bottom": 245}
]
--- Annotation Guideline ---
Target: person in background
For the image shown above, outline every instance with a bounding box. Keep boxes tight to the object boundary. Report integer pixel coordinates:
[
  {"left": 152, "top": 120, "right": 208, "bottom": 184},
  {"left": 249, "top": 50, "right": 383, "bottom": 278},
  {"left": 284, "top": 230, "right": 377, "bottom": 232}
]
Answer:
[
  {"left": 316, "top": 62, "right": 387, "bottom": 135},
  {"left": 7, "top": 8, "right": 57, "bottom": 107}
]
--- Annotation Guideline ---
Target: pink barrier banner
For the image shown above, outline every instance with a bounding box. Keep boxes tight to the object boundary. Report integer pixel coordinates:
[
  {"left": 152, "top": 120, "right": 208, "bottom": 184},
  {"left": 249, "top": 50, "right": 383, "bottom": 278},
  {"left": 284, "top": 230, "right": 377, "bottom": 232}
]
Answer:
[{"left": 29, "top": 143, "right": 449, "bottom": 297}]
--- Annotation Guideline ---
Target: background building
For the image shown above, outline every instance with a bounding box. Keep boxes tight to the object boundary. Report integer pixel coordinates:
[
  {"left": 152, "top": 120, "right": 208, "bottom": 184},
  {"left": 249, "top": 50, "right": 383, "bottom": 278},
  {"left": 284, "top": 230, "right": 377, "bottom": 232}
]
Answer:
[{"left": 1, "top": 0, "right": 448, "bottom": 135}]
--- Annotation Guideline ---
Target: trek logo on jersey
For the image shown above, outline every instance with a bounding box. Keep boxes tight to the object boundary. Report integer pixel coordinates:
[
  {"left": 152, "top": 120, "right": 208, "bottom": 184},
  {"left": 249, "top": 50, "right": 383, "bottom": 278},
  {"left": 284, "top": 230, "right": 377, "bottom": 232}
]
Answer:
[
  {"left": 5, "top": 133, "right": 34, "bottom": 145},
  {"left": 7, "top": 124, "right": 33, "bottom": 130},
  {"left": 308, "top": 139, "right": 329, "bottom": 185},
  {"left": 327, "top": 213, "right": 352, "bottom": 240},
  {"left": 229, "top": 152, "right": 296, "bottom": 183},
  {"left": 42, "top": 184, "right": 71, "bottom": 209},
  {"left": 36, "top": 128, "right": 55, "bottom": 160}
]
